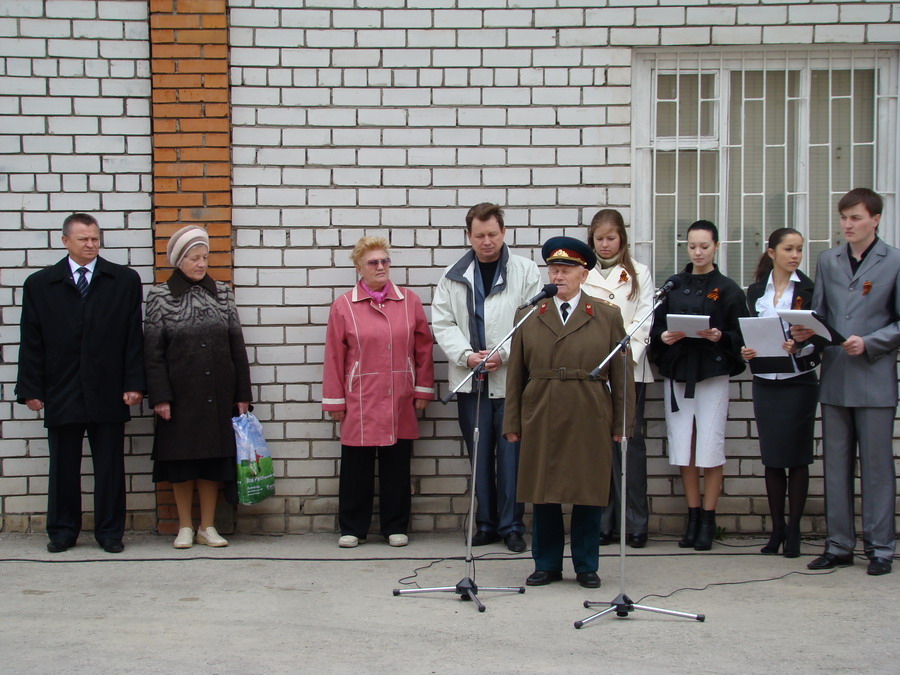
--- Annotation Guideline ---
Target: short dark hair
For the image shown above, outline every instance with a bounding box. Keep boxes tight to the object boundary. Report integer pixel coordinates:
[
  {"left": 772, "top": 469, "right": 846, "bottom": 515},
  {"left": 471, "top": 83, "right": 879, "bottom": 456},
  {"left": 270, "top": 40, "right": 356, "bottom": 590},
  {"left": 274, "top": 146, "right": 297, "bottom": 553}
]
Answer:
[
  {"left": 62, "top": 213, "right": 99, "bottom": 236},
  {"left": 465, "top": 203, "right": 504, "bottom": 232},
  {"left": 837, "top": 188, "right": 883, "bottom": 218},
  {"left": 687, "top": 219, "right": 719, "bottom": 243}
]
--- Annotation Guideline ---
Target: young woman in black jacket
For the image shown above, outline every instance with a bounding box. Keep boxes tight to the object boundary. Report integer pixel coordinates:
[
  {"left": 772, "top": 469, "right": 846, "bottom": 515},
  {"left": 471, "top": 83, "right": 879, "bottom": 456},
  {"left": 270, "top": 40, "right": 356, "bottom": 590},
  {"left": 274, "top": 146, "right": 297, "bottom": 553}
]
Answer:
[
  {"left": 649, "top": 220, "right": 747, "bottom": 550},
  {"left": 740, "top": 228, "right": 820, "bottom": 558}
]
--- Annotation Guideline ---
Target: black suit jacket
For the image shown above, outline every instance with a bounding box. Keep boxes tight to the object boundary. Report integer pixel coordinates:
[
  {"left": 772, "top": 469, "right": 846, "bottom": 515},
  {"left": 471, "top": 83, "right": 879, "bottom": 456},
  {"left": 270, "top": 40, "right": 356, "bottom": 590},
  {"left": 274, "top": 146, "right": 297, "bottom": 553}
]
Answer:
[
  {"left": 16, "top": 256, "right": 145, "bottom": 427},
  {"left": 745, "top": 270, "right": 821, "bottom": 372}
]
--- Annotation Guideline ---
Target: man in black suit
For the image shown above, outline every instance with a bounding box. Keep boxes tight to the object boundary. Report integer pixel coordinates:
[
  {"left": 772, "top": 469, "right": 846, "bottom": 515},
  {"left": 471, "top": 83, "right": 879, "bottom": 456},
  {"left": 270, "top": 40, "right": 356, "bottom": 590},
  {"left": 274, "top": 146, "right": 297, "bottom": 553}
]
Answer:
[{"left": 16, "top": 213, "right": 145, "bottom": 553}]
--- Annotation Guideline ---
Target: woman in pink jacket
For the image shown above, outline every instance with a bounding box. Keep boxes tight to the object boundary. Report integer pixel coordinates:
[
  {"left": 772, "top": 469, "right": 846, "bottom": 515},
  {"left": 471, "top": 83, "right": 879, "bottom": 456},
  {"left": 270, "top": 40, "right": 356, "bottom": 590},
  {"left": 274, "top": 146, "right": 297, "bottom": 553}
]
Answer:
[{"left": 322, "top": 237, "right": 435, "bottom": 548}]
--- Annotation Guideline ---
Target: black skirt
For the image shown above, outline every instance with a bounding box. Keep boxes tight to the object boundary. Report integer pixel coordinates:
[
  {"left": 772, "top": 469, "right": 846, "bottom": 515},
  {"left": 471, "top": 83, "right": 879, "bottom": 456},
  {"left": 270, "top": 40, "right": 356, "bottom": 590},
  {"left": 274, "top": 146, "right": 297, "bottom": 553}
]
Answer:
[
  {"left": 153, "top": 456, "right": 234, "bottom": 484},
  {"left": 752, "top": 371, "right": 818, "bottom": 468}
]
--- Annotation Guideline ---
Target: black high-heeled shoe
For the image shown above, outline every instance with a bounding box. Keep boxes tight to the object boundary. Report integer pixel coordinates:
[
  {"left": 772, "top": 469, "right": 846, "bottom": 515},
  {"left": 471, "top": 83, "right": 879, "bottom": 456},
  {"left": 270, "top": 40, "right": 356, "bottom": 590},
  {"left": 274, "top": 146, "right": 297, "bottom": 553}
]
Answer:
[
  {"left": 760, "top": 530, "right": 785, "bottom": 555},
  {"left": 783, "top": 525, "right": 801, "bottom": 558}
]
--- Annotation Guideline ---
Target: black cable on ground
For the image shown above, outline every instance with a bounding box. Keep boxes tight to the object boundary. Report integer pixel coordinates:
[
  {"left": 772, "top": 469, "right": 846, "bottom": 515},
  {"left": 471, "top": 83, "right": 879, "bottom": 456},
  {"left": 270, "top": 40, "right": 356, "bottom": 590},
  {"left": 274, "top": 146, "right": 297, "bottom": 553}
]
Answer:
[{"left": 633, "top": 567, "right": 840, "bottom": 605}]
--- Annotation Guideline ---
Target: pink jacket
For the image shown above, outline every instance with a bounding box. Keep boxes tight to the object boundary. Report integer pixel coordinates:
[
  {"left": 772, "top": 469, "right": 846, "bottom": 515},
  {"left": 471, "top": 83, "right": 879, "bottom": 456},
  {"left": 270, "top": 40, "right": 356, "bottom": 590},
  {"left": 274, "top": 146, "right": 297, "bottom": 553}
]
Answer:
[{"left": 322, "top": 281, "right": 435, "bottom": 447}]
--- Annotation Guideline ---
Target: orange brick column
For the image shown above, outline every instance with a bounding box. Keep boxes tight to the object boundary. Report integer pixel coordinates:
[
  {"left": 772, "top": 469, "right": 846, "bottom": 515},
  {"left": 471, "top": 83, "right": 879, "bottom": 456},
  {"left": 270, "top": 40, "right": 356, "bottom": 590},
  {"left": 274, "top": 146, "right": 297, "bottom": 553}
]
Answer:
[{"left": 149, "top": 0, "right": 233, "bottom": 535}]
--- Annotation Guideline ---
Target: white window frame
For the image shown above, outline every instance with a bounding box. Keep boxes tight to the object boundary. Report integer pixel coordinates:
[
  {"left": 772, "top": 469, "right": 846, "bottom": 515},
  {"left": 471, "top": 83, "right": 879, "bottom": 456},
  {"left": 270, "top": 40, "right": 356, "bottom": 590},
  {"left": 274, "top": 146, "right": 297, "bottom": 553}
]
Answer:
[{"left": 632, "top": 48, "right": 899, "bottom": 284}]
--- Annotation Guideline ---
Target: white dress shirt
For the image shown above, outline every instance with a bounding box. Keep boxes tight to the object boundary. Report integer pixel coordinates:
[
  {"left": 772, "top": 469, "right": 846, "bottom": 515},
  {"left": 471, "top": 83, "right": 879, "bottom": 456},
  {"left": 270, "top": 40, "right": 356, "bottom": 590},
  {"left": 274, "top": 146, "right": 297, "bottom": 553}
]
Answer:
[
  {"left": 68, "top": 257, "right": 97, "bottom": 286},
  {"left": 554, "top": 291, "right": 581, "bottom": 324}
]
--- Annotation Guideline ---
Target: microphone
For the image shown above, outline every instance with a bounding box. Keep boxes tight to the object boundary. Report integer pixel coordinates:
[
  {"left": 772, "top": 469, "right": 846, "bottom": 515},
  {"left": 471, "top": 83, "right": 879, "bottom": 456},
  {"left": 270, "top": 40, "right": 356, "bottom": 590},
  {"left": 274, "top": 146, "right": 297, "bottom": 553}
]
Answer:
[
  {"left": 653, "top": 275, "right": 682, "bottom": 300},
  {"left": 518, "top": 283, "right": 559, "bottom": 310}
]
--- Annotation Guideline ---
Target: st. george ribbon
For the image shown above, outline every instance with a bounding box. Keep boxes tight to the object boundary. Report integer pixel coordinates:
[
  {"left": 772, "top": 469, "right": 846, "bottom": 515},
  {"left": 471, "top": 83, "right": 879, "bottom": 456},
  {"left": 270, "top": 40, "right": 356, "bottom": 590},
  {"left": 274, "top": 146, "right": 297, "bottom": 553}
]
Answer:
[
  {"left": 652, "top": 275, "right": 682, "bottom": 300},
  {"left": 587, "top": 275, "right": 682, "bottom": 381},
  {"left": 518, "top": 283, "right": 559, "bottom": 310}
]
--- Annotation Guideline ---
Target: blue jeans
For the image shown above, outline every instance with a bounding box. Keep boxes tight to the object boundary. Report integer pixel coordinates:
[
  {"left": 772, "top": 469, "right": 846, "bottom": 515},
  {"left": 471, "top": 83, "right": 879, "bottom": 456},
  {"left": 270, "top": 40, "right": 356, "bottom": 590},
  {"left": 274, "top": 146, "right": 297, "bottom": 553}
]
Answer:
[{"left": 457, "top": 393, "right": 524, "bottom": 537}]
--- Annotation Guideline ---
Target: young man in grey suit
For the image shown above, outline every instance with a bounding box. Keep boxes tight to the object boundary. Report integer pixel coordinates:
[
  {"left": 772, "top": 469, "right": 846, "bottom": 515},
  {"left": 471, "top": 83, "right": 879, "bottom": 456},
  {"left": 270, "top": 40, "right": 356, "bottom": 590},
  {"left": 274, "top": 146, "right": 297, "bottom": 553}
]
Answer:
[{"left": 792, "top": 188, "right": 900, "bottom": 576}]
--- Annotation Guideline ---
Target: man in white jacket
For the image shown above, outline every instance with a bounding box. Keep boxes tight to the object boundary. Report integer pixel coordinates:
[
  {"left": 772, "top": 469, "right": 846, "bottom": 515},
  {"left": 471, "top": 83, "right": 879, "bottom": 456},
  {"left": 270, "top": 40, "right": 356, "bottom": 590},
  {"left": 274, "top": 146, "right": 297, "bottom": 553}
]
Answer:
[{"left": 432, "top": 203, "right": 542, "bottom": 552}]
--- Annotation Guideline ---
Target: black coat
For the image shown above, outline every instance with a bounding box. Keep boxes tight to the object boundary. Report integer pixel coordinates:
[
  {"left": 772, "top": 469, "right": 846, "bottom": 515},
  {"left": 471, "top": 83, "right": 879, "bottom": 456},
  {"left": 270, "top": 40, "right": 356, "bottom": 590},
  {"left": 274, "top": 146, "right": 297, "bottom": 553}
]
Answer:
[
  {"left": 648, "top": 264, "right": 747, "bottom": 401},
  {"left": 143, "top": 272, "right": 252, "bottom": 462},
  {"left": 16, "top": 256, "right": 145, "bottom": 427},
  {"left": 745, "top": 270, "right": 821, "bottom": 372}
]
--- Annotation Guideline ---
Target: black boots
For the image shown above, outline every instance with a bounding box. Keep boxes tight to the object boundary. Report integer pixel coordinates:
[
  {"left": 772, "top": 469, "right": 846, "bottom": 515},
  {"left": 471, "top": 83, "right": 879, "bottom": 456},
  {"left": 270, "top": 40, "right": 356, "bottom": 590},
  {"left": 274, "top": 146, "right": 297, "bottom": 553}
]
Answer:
[
  {"left": 678, "top": 507, "right": 701, "bottom": 548},
  {"left": 693, "top": 509, "right": 716, "bottom": 551}
]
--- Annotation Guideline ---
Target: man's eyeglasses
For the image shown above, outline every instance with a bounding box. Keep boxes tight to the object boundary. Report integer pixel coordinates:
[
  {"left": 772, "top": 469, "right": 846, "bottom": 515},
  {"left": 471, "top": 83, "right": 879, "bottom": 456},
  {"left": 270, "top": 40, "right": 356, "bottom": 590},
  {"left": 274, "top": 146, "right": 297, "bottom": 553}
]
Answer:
[{"left": 365, "top": 258, "right": 391, "bottom": 268}]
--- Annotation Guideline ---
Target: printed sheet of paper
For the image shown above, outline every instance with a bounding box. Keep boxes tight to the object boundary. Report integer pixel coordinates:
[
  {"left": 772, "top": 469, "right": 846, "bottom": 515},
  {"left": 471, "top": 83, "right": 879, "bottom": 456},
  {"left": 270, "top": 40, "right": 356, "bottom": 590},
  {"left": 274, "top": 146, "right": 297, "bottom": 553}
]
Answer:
[
  {"left": 739, "top": 316, "right": 786, "bottom": 357},
  {"left": 776, "top": 309, "right": 841, "bottom": 342},
  {"left": 667, "top": 314, "right": 710, "bottom": 338}
]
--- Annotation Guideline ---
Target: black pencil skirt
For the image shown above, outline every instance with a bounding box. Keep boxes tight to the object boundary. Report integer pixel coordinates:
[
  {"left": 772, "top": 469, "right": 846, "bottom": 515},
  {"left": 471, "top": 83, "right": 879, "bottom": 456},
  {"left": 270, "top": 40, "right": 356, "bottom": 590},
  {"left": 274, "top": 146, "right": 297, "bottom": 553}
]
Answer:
[{"left": 752, "top": 371, "right": 818, "bottom": 468}]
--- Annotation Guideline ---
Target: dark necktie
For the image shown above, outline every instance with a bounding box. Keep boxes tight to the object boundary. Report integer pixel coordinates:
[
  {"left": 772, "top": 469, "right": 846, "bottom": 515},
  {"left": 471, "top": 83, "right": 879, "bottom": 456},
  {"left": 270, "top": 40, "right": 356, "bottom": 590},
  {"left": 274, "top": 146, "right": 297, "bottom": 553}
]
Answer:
[
  {"left": 560, "top": 301, "right": 570, "bottom": 322},
  {"left": 75, "top": 267, "right": 89, "bottom": 298}
]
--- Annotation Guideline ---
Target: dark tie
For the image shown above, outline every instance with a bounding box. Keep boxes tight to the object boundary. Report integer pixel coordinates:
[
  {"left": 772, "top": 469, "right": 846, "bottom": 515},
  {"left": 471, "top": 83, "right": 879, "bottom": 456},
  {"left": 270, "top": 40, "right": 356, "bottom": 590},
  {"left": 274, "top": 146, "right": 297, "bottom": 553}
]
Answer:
[
  {"left": 75, "top": 267, "right": 89, "bottom": 298},
  {"left": 560, "top": 302, "right": 570, "bottom": 322}
]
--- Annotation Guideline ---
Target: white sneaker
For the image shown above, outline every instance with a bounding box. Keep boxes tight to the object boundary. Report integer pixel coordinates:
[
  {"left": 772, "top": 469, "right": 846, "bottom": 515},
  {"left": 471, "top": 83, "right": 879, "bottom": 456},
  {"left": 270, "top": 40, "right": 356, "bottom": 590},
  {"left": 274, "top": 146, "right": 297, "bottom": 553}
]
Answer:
[
  {"left": 195, "top": 526, "right": 228, "bottom": 547},
  {"left": 388, "top": 534, "right": 409, "bottom": 547},
  {"left": 339, "top": 535, "right": 366, "bottom": 548},
  {"left": 173, "top": 527, "right": 194, "bottom": 549}
]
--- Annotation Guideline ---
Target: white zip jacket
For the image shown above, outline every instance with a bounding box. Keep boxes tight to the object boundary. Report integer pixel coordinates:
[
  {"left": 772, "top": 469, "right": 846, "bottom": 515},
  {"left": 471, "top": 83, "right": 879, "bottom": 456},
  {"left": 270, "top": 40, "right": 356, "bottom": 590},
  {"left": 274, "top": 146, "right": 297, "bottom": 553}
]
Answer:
[{"left": 432, "top": 245, "right": 542, "bottom": 399}]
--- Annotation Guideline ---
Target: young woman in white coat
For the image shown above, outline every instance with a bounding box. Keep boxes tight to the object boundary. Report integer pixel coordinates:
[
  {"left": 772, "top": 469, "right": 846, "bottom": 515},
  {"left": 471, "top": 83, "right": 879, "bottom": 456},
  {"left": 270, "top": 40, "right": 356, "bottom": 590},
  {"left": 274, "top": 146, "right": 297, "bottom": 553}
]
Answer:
[{"left": 581, "top": 209, "right": 655, "bottom": 548}]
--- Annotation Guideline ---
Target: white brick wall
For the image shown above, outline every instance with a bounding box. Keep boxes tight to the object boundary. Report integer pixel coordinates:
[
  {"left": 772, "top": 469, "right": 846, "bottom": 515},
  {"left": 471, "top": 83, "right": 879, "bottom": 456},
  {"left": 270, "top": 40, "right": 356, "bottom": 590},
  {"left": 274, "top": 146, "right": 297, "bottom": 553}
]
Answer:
[
  {"left": 0, "top": 0, "right": 154, "bottom": 533},
  {"left": 2, "top": 0, "right": 897, "bottom": 537},
  {"left": 226, "top": 0, "right": 899, "bottom": 537}
]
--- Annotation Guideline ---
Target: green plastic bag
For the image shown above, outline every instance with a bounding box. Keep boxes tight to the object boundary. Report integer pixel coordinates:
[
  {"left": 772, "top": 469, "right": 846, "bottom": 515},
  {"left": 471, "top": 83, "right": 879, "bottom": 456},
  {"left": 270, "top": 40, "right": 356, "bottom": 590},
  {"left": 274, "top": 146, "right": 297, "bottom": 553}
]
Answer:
[{"left": 233, "top": 412, "right": 275, "bottom": 505}]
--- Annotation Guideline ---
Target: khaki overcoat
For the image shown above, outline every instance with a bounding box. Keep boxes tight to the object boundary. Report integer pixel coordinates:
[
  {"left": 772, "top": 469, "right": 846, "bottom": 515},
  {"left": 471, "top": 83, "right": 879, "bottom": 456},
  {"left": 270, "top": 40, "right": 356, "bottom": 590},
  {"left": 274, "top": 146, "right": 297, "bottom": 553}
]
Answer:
[{"left": 504, "top": 294, "right": 634, "bottom": 506}]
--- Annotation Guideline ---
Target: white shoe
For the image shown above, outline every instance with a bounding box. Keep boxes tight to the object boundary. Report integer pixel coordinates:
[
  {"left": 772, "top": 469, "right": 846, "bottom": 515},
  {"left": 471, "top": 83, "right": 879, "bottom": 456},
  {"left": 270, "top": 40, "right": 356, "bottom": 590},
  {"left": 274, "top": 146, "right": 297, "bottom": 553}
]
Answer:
[
  {"left": 388, "top": 534, "right": 408, "bottom": 547},
  {"left": 173, "top": 527, "right": 194, "bottom": 549},
  {"left": 195, "top": 526, "right": 228, "bottom": 547},
  {"left": 339, "top": 535, "right": 366, "bottom": 548}
]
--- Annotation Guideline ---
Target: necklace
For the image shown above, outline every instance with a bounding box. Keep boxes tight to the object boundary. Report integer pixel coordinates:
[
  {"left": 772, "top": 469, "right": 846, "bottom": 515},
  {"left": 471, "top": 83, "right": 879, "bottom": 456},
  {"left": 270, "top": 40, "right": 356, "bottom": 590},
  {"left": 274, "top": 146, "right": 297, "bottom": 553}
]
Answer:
[{"left": 772, "top": 275, "right": 790, "bottom": 305}]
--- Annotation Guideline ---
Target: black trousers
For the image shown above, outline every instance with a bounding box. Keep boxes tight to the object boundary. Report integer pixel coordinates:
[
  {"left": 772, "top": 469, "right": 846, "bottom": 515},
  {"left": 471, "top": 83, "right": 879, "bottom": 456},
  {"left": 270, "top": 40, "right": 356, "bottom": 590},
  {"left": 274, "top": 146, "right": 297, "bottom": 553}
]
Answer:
[
  {"left": 532, "top": 503, "right": 603, "bottom": 574},
  {"left": 47, "top": 422, "right": 126, "bottom": 544},
  {"left": 339, "top": 440, "right": 411, "bottom": 538},
  {"left": 601, "top": 382, "right": 649, "bottom": 535}
]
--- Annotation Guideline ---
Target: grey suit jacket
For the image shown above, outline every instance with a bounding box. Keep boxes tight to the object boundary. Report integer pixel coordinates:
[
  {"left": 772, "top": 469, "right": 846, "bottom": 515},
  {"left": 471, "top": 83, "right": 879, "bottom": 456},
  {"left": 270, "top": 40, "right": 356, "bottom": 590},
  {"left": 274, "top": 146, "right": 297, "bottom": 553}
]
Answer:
[{"left": 812, "top": 238, "right": 900, "bottom": 407}]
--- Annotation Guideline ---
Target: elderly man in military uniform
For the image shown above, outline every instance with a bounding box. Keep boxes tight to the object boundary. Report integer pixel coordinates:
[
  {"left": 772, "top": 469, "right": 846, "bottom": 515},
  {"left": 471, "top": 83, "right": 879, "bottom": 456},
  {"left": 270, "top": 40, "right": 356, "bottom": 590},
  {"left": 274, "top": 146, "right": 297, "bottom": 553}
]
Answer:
[{"left": 504, "top": 236, "right": 634, "bottom": 588}]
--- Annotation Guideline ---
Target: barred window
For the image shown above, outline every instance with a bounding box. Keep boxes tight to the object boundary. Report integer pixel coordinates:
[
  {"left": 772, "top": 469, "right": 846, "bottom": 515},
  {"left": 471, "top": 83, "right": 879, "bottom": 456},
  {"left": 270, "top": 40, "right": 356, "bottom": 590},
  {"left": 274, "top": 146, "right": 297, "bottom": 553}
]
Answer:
[{"left": 632, "top": 49, "right": 899, "bottom": 286}]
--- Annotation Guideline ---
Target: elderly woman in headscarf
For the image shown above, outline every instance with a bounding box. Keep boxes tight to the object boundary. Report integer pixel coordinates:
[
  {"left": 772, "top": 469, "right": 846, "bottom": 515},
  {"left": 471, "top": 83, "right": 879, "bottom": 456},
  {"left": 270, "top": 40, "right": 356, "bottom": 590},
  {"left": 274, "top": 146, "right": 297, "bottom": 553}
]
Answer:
[{"left": 144, "top": 226, "right": 252, "bottom": 549}]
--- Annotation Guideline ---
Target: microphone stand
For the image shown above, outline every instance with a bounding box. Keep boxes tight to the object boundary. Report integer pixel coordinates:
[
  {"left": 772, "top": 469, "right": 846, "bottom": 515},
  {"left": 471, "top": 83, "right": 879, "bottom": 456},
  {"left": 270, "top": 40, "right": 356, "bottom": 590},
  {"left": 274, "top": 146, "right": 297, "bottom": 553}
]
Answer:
[
  {"left": 575, "top": 293, "right": 705, "bottom": 628},
  {"left": 393, "top": 305, "right": 540, "bottom": 611}
]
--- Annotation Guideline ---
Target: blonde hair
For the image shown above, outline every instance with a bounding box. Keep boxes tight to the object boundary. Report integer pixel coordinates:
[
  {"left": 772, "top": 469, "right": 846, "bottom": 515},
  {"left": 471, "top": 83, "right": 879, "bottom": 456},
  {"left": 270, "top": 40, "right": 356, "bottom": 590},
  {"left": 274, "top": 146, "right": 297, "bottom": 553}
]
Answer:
[{"left": 350, "top": 236, "right": 390, "bottom": 268}]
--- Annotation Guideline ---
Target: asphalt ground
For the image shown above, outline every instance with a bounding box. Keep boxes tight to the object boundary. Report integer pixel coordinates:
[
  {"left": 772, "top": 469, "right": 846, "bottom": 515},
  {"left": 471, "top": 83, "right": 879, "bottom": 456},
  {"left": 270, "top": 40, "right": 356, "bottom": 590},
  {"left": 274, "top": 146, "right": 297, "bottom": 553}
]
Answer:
[{"left": 1, "top": 532, "right": 897, "bottom": 674}]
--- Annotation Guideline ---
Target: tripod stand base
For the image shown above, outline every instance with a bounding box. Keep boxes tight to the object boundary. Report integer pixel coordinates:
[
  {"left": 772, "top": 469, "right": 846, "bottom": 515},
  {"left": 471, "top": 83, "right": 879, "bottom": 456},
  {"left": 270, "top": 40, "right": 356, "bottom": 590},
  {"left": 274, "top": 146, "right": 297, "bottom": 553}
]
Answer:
[
  {"left": 574, "top": 593, "right": 705, "bottom": 628},
  {"left": 393, "top": 577, "right": 526, "bottom": 613}
]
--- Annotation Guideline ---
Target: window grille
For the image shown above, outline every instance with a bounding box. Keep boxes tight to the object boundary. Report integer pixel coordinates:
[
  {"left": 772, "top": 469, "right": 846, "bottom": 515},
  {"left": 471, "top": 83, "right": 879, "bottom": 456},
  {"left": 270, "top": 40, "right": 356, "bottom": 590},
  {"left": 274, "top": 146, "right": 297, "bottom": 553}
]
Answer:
[{"left": 632, "top": 49, "right": 899, "bottom": 286}]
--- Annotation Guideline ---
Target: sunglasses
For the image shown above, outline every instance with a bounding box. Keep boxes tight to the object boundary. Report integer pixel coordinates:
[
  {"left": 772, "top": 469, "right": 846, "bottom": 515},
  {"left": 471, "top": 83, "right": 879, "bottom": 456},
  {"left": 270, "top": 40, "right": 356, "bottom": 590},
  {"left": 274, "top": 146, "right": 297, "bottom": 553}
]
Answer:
[{"left": 365, "top": 258, "right": 391, "bottom": 268}]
